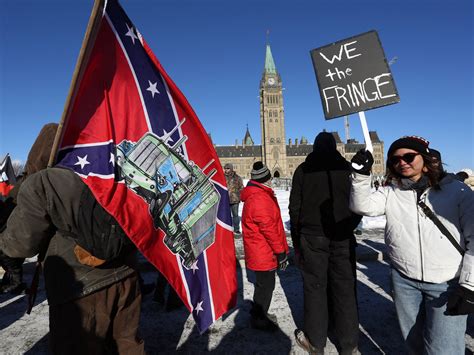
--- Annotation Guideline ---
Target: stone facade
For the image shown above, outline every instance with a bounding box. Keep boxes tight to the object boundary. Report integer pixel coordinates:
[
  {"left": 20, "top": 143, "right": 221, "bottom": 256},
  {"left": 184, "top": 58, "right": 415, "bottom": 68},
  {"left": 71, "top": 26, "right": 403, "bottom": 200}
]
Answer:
[{"left": 215, "top": 43, "right": 385, "bottom": 180}]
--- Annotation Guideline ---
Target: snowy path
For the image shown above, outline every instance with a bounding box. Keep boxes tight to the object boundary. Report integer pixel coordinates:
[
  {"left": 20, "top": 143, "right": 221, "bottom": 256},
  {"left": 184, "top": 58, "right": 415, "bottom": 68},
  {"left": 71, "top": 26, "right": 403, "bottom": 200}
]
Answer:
[
  {"left": 3, "top": 254, "right": 474, "bottom": 354},
  {"left": 2, "top": 189, "right": 474, "bottom": 353}
]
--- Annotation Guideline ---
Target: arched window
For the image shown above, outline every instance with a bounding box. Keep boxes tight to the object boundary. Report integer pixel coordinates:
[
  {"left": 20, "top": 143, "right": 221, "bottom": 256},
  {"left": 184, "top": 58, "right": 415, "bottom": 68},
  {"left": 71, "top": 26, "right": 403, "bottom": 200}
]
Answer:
[
  {"left": 269, "top": 111, "right": 272, "bottom": 118},
  {"left": 270, "top": 138, "right": 275, "bottom": 143}
]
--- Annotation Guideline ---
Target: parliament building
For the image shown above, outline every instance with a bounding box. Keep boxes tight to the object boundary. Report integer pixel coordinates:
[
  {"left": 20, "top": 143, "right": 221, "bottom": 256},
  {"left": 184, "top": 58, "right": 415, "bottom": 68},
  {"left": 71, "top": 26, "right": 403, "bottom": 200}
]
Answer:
[{"left": 215, "top": 43, "right": 385, "bottom": 179}]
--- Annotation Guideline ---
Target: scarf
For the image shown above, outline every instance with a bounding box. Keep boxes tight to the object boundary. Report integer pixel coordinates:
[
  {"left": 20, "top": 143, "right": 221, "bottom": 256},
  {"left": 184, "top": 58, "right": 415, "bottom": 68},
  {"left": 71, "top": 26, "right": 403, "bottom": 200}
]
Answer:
[{"left": 400, "top": 175, "right": 430, "bottom": 201}]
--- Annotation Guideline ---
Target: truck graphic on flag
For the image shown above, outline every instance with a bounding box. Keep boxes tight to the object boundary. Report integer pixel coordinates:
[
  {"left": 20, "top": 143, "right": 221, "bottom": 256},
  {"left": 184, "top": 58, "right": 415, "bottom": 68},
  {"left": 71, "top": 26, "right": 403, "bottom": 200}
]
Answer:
[{"left": 116, "top": 126, "right": 220, "bottom": 268}]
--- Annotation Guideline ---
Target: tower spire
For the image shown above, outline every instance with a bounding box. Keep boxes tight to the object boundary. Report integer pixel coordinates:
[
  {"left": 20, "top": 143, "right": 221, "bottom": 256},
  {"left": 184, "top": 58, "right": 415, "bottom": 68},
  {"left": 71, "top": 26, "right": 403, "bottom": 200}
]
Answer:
[{"left": 264, "top": 32, "right": 277, "bottom": 74}]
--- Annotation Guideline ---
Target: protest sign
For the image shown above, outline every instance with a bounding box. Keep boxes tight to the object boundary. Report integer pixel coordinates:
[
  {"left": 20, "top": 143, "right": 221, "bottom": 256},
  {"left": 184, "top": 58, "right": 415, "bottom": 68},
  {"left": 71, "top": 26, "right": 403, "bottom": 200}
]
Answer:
[{"left": 310, "top": 30, "right": 399, "bottom": 120}]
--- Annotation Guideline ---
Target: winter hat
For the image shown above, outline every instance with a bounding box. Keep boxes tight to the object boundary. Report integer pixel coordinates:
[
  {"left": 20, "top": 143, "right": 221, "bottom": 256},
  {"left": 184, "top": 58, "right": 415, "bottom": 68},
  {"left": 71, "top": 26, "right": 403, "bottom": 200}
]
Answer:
[
  {"left": 224, "top": 163, "right": 233, "bottom": 170},
  {"left": 429, "top": 148, "right": 441, "bottom": 162},
  {"left": 251, "top": 161, "right": 271, "bottom": 183},
  {"left": 387, "top": 136, "right": 430, "bottom": 158},
  {"left": 313, "top": 131, "right": 337, "bottom": 152}
]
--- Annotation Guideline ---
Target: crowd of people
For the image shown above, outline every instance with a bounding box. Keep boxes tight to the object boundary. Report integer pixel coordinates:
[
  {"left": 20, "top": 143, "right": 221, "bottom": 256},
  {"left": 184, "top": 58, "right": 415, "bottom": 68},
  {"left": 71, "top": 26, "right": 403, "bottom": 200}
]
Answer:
[{"left": 1, "top": 127, "right": 473, "bottom": 354}]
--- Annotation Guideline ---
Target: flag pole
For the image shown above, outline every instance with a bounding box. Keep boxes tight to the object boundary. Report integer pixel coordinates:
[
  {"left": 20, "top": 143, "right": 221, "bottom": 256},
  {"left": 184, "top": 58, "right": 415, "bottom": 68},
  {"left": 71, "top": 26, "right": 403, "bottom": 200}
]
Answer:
[{"left": 48, "top": 0, "right": 107, "bottom": 167}]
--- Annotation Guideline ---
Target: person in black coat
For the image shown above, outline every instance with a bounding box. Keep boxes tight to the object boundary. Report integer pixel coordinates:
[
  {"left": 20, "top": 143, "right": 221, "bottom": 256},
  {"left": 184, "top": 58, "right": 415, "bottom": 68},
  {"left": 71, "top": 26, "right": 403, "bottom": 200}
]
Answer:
[{"left": 289, "top": 132, "right": 361, "bottom": 355}]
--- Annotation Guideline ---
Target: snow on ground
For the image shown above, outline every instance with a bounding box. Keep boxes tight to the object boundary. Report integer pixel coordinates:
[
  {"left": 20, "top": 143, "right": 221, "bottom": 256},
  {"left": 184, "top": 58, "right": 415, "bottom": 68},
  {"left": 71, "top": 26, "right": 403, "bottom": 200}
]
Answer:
[
  {"left": 3, "top": 253, "right": 474, "bottom": 354},
  {"left": 3, "top": 185, "right": 474, "bottom": 354},
  {"left": 239, "top": 183, "right": 386, "bottom": 234}
]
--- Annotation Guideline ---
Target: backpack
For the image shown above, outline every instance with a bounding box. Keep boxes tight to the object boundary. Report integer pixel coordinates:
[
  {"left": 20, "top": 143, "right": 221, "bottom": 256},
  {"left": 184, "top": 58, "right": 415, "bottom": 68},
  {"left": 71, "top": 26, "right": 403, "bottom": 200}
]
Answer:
[{"left": 68, "top": 186, "right": 135, "bottom": 267}]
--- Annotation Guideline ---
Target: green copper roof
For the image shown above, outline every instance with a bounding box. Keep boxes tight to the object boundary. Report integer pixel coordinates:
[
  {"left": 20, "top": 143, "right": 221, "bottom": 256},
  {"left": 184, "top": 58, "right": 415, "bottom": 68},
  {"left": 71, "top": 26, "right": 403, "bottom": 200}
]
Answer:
[
  {"left": 243, "top": 125, "right": 254, "bottom": 146},
  {"left": 264, "top": 44, "right": 277, "bottom": 74}
]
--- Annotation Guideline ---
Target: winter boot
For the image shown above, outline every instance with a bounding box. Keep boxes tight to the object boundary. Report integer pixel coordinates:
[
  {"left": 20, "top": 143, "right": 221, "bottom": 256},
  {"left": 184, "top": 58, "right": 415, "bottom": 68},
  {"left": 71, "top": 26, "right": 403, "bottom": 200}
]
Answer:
[
  {"left": 249, "top": 302, "right": 278, "bottom": 332},
  {"left": 1, "top": 281, "right": 27, "bottom": 295},
  {"left": 295, "top": 329, "right": 324, "bottom": 355},
  {"left": 0, "top": 269, "right": 26, "bottom": 294},
  {"left": 340, "top": 347, "right": 360, "bottom": 355},
  {"left": 267, "top": 313, "right": 278, "bottom": 324}
]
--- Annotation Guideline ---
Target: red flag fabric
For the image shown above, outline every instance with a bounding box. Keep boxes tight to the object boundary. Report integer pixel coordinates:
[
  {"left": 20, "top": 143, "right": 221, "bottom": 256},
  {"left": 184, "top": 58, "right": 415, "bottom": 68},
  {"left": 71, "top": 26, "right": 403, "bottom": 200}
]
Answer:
[
  {"left": 56, "top": 0, "right": 237, "bottom": 332},
  {"left": 0, "top": 154, "right": 17, "bottom": 198}
]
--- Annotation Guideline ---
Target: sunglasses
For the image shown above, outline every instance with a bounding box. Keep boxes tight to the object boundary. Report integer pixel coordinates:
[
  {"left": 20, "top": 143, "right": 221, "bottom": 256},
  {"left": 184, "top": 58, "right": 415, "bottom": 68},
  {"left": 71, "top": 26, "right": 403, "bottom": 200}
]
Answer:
[{"left": 388, "top": 153, "right": 420, "bottom": 165}]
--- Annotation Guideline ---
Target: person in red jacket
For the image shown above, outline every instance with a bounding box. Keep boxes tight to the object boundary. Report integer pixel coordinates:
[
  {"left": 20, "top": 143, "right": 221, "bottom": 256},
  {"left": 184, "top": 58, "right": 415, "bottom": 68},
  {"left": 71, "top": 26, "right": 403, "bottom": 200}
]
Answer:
[{"left": 241, "top": 161, "right": 289, "bottom": 331}]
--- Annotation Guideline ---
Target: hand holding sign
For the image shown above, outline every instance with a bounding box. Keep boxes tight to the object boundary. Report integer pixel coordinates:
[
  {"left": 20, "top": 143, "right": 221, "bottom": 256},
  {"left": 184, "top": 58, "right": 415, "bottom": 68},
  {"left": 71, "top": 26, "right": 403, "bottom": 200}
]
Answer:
[{"left": 351, "top": 149, "right": 374, "bottom": 175}]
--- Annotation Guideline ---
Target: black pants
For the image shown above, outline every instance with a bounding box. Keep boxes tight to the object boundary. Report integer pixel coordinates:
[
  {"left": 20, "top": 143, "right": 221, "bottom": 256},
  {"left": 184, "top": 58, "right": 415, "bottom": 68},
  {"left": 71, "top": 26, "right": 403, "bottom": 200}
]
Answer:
[
  {"left": 301, "top": 235, "right": 358, "bottom": 351},
  {"left": 253, "top": 270, "right": 276, "bottom": 314}
]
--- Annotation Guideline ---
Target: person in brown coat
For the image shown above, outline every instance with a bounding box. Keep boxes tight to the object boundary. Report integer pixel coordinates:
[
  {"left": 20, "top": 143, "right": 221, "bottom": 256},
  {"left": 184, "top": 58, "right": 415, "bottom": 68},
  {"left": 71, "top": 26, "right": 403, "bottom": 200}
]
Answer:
[
  {"left": 224, "top": 163, "right": 244, "bottom": 235},
  {"left": 0, "top": 124, "right": 144, "bottom": 354}
]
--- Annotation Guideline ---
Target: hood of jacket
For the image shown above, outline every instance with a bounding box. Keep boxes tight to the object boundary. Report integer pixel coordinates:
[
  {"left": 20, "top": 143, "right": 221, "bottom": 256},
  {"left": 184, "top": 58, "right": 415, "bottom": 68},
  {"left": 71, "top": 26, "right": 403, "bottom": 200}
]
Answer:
[
  {"left": 303, "top": 149, "right": 350, "bottom": 173},
  {"left": 25, "top": 123, "right": 59, "bottom": 176},
  {"left": 240, "top": 180, "right": 274, "bottom": 202}
]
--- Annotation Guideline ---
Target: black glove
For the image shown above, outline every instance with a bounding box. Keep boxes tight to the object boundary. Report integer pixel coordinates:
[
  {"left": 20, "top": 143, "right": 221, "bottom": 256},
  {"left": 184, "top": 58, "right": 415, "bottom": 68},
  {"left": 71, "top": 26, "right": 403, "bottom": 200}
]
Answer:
[
  {"left": 351, "top": 149, "right": 374, "bottom": 175},
  {"left": 445, "top": 286, "right": 474, "bottom": 315},
  {"left": 276, "top": 252, "right": 289, "bottom": 271}
]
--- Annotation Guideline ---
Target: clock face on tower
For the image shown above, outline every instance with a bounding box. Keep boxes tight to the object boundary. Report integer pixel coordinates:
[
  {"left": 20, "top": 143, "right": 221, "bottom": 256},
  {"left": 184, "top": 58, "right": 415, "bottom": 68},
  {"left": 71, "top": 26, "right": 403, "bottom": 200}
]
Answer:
[{"left": 267, "top": 77, "right": 275, "bottom": 85}]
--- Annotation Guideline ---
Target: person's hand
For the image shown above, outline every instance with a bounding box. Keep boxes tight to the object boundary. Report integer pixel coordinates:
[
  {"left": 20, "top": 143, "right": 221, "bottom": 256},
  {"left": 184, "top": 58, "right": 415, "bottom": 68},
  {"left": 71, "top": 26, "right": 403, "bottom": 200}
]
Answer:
[
  {"left": 351, "top": 149, "right": 374, "bottom": 175},
  {"left": 276, "top": 252, "right": 289, "bottom": 271},
  {"left": 446, "top": 285, "right": 474, "bottom": 315}
]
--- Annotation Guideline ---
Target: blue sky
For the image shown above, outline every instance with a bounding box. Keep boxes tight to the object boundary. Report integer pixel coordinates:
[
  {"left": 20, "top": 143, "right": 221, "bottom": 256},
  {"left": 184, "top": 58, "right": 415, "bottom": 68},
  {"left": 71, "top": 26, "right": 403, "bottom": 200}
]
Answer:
[{"left": 1, "top": 0, "right": 472, "bottom": 172}]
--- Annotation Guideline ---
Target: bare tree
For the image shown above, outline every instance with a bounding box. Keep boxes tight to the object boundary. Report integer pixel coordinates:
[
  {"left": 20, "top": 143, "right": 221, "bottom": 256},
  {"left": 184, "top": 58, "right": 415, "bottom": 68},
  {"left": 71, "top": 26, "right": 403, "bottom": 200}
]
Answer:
[{"left": 11, "top": 160, "right": 25, "bottom": 177}]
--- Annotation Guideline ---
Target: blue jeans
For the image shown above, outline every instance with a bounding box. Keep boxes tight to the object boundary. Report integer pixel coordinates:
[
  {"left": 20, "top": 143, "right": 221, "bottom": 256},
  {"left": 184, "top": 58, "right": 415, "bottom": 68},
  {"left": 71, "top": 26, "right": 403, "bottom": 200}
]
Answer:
[
  {"left": 390, "top": 268, "right": 467, "bottom": 355},
  {"left": 230, "top": 203, "right": 240, "bottom": 232}
]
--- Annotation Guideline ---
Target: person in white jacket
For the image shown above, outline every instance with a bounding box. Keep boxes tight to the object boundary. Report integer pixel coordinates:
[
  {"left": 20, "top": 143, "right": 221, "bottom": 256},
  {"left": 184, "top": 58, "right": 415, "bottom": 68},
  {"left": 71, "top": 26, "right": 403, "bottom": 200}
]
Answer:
[{"left": 350, "top": 136, "right": 474, "bottom": 355}]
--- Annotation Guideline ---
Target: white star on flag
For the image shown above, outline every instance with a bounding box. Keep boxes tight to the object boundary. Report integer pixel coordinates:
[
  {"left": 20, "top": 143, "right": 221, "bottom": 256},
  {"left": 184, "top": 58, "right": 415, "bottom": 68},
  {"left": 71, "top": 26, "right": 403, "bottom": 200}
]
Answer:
[
  {"left": 125, "top": 23, "right": 138, "bottom": 44},
  {"left": 74, "top": 155, "right": 90, "bottom": 169},
  {"left": 109, "top": 152, "right": 115, "bottom": 166},
  {"left": 146, "top": 80, "right": 160, "bottom": 98},
  {"left": 161, "top": 129, "right": 174, "bottom": 146},
  {"left": 194, "top": 300, "right": 204, "bottom": 315},
  {"left": 190, "top": 260, "right": 199, "bottom": 274}
]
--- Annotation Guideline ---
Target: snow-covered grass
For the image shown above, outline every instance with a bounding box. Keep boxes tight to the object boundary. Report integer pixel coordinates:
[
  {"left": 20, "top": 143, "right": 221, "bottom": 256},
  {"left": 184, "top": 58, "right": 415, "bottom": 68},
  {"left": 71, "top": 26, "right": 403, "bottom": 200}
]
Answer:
[{"left": 239, "top": 183, "right": 386, "bottom": 233}]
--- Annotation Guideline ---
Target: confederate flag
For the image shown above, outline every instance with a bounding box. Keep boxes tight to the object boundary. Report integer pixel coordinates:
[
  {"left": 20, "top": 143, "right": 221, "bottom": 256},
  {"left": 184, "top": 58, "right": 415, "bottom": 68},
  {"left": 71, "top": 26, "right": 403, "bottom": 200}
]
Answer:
[
  {"left": 55, "top": 0, "right": 237, "bottom": 332},
  {"left": 0, "top": 154, "right": 17, "bottom": 198}
]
